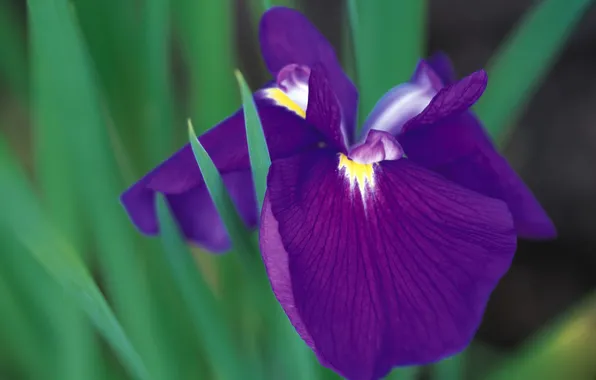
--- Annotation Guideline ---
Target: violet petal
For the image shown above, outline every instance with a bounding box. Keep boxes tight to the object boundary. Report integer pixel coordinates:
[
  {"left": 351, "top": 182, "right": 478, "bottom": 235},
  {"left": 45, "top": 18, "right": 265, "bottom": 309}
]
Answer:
[
  {"left": 360, "top": 62, "right": 439, "bottom": 137},
  {"left": 121, "top": 99, "right": 320, "bottom": 251},
  {"left": 427, "top": 52, "right": 457, "bottom": 85},
  {"left": 262, "top": 149, "right": 516, "bottom": 379},
  {"left": 306, "top": 65, "right": 348, "bottom": 153},
  {"left": 259, "top": 7, "right": 358, "bottom": 141},
  {"left": 399, "top": 112, "right": 557, "bottom": 239},
  {"left": 401, "top": 70, "right": 488, "bottom": 134}
]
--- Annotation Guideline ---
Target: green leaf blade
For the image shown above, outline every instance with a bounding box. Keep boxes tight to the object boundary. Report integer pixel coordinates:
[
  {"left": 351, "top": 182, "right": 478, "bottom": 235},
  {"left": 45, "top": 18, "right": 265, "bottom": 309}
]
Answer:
[
  {"left": 187, "top": 120, "right": 251, "bottom": 252},
  {"left": 142, "top": 0, "right": 174, "bottom": 164},
  {"left": 234, "top": 70, "right": 271, "bottom": 210},
  {"left": 475, "top": 0, "right": 594, "bottom": 143},
  {"left": 156, "top": 195, "right": 254, "bottom": 380},
  {"left": 0, "top": 139, "right": 149, "bottom": 380},
  {"left": 349, "top": 0, "right": 426, "bottom": 131},
  {"left": 27, "top": 0, "right": 171, "bottom": 377},
  {"left": 432, "top": 353, "right": 465, "bottom": 380},
  {"left": 174, "top": 0, "right": 237, "bottom": 134}
]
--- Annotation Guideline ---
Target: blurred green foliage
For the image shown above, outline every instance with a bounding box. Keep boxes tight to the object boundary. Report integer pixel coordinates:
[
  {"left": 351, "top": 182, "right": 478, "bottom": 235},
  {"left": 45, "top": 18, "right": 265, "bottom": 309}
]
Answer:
[{"left": 0, "top": 0, "right": 593, "bottom": 379}]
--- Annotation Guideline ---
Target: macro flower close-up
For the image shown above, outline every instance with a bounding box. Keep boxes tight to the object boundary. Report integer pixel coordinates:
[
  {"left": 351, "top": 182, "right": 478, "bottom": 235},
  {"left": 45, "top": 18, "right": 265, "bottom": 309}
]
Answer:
[
  {"left": 121, "top": 7, "right": 555, "bottom": 380},
  {"left": 5, "top": 0, "right": 594, "bottom": 379}
]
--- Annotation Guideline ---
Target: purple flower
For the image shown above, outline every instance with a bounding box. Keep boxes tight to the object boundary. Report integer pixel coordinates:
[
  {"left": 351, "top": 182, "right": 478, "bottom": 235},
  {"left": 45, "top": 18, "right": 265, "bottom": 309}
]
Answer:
[
  {"left": 361, "top": 54, "right": 556, "bottom": 239},
  {"left": 260, "top": 64, "right": 515, "bottom": 380},
  {"left": 120, "top": 6, "right": 555, "bottom": 380}
]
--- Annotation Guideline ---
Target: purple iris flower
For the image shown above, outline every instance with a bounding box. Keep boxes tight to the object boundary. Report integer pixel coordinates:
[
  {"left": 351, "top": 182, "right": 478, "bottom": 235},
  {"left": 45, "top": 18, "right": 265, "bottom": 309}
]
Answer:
[{"left": 121, "top": 6, "right": 555, "bottom": 380}]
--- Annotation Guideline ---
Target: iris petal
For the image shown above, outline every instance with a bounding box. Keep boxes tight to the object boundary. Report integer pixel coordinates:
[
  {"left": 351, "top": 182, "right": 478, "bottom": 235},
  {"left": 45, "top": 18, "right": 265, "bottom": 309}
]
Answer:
[
  {"left": 262, "top": 149, "right": 516, "bottom": 379},
  {"left": 306, "top": 65, "right": 348, "bottom": 153},
  {"left": 121, "top": 99, "right": 320, "bottom": 251},
  {"left": 401, "top": 69, "right": 488, "bottom": 133},
  {"left": 165, "top": 171, "right": 256, "bottom": 251},
  {"left": 427, "top": 52, "right": 457, "bottom": 85},
  {"left": 400, "top": 112, "right": 557, "bottom": 239},
  {"left": 399, "top": 55, "right": 557, "bottom": 239},
  {"left": 360, "top": 61, "right": 483, "bottom": 138},
  {"left": 259, "top": 6, "right": 358, "bottom": 141}
]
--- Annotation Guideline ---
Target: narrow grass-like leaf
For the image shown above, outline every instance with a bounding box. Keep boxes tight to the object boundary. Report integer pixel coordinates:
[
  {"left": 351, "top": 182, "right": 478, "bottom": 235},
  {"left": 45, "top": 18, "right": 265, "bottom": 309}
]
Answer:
[
  {"left": 216, "top": 68, "right": 316, "bottom": 376},
  {"left": 174, "top": 0, "right": 237, "bottom": 133},
  {"left": 234, "top": 70, "right": 271, "bottom": 210},
  {"left": 33, "top": 27, "right": 101, "bottom": 377},
  {"left": 28, "top": 0, "right": 169, "bottom": 378},
  {"left": 188, "top": 121, "right": 274, "bottom": 377},
  {"left": 318, "top": 365, "right": 342, "bottom": 380},
  {"left": 141, "top": 239, "right": 211, "bottom": 379},
  {"left": 349, "top": 0, "right": 426, "bottom": 130},
  {"left": 432, "top": 354, "right": 465, "bottom": 380},
  {"left": 34, "top": 80, "right": 99, "bottom": 380},
  {"left": 0, "top": 0, "right": 28, "bottom": 99},
  {"left": 475, "top": 0, "right": 593, "bottom": 143},
  {"left": 268, "top": 309, "right": 318, "bottom": 380},
  {"left": 187, "top": 120, "right": 251, "bottom": 251},
  {"left": 387, "top": 366, "right": 421, "bottom": 380},
  {"left": 156, "top": 195, "right": 252, "bottom": 380},
  {"left": 55, "top": 302, "right": 100, "bottom": 380},
  {"left": 189, "top": 111, "right": 313, "bottom": 378},
  {"left": 0, "top": 273, "right": 47, "bottom": 379},
  {"left": 487, "top": 292, "right": 596, "bottom": 380},
  {"left": 71, "top": 0, "right": 146, "bottom": 169},
  {"left": 0, "top": 227, "right": 62, "bottom": 378},
  {"left": 0, "top": 138, "right": 148, "bottom": 380},
  {"left": 138, "top": 2, "right": 201, "bottom": 373},
  {"left": 142, "top": 0, "right": 174, "bottom": 164}
]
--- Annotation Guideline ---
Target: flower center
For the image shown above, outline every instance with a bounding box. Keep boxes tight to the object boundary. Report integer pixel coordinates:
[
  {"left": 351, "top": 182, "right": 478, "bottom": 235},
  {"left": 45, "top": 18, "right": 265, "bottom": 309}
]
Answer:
[
  {"left": 338, "top": 153, "right": 374, "bottom": 195},
  {"left": 348, "top": 130, "right": 404, "bottom": 165}
]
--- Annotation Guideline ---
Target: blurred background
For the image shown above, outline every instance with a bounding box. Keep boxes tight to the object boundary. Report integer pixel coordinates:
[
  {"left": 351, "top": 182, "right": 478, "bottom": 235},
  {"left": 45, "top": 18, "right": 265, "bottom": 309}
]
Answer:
[{"left": 1, "top": 0, "right": 596, "bottom": 379}]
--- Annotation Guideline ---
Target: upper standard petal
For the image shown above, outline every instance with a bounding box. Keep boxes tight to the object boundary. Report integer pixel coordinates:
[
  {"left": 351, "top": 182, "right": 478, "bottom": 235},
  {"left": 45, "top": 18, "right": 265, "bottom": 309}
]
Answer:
[
  {"left": 401, "top": 69, "right": 487, "bottom": 133},
  {"left": 305, "top": 65, "right": 348, "bottom": 153},
  {"left": 259, "top": 7, "right": 358, "bottom": 141},
  {"left": 427, "top": 52, "right": 457, "bottom": 85},
  {"left": 360, "top": 61, "right": 485, "bottom": 138}
]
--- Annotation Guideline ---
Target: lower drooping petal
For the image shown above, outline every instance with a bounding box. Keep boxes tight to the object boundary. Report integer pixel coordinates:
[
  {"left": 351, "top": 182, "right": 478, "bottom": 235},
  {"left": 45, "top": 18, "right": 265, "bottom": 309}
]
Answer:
[
  {"left": 121, "top": 98, "right": 320, "bottom": 251},
  {"left": 262, "top": 149, "right": 516, "bottom": 380},
  {"left": 165, "top": 170, "right": 257, "bottom": 251},
  {"left": 399, "top": 112, "right": 557, "bottom": 239}
]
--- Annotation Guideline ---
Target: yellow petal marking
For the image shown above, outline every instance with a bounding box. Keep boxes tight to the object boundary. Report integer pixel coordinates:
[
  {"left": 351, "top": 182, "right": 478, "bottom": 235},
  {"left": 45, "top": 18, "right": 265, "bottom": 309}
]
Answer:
[
  {"left": 338, "top": 154, "right": 374, "bottom": 195},
  {"left": 262, "top": 88, "right": 306, "bottom": 118}
]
